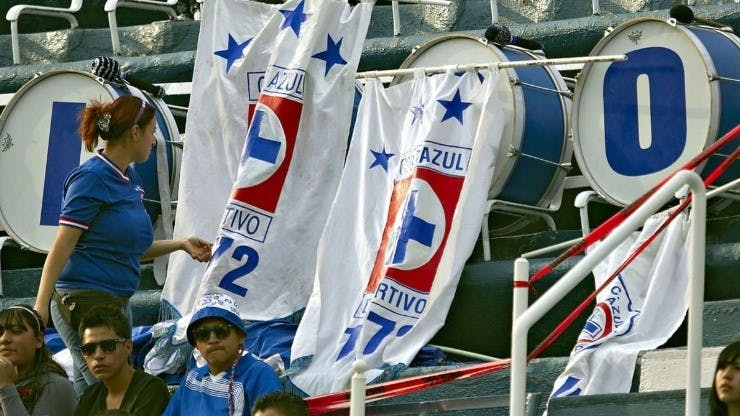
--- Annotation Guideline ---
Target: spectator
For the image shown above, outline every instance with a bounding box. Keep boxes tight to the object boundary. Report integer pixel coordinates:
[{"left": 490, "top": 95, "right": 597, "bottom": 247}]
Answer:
[
  {"left": 0, "top": 305, "right": 76, "bottom": 415},
  {"left": 711, "top": 341, "right": 740, "bottom": 416},
  {"left": 163, "top": 293, "right": 282, "bottom": 416},
  {"left": 74, "top": 306, "right": 170, "bottom": 416},
  {"left": 252, "top": 392, "right": 308, "bottom": 416},
  {"left": 34, "top": 94, "right": 211, "bottom": 396}
]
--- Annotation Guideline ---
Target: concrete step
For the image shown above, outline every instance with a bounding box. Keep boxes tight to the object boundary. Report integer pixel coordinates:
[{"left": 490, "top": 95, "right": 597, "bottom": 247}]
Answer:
[
  {"left": 547, "top": 388, "right": 711, "bottom": 416},
  {"left": 638, "top": 346, "right": 723, "bottom": 393}
]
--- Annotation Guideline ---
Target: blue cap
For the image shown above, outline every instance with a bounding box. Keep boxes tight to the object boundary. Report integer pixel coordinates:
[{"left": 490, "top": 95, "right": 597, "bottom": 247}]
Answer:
[{"left": 186, "top": 293, "right": 246, "bottom": 346}]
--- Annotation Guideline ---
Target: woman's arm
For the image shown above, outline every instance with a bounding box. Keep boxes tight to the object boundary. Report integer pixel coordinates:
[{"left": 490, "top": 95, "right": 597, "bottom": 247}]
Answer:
[
  {"left": 34, "top": 225, "right": 83, "bottom": 326},
  {"left": 141, "top": 237, "right": 212, "bottom": 262}
]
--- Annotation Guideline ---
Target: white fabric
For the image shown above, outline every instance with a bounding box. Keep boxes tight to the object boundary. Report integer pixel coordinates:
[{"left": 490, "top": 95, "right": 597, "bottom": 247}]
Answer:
[
  {"left": 163, "top": 0, "right": 278, "bottom": 316},
  {"left": 192, "top": 0, "right": 372, "bottom": 321},
  {"left": 548, "top": 210, "right": 690, "bottom": 400},
  {"left": 289, "top": 69, "right": 505, "bottom": 395}
]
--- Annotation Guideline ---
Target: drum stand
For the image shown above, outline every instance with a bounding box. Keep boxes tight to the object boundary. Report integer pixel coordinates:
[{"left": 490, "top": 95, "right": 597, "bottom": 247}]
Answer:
[
  {"left": 0, "top": 236, "right": 19, "bottom": 296},
  {"left": 480, "top": 200, "right": 558, "bottom": 261}
]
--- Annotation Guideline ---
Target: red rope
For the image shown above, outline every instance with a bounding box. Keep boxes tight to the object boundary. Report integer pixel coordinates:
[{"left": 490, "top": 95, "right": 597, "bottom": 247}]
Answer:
[
  {"left": 306, "top": 359, "right": 511, "bottom": 414},
  {"left": 528, "top": 145, "right": 739, "bottom": 361},
  {"left": 529, "top": 124, "right": 740, "bottom": 286}
]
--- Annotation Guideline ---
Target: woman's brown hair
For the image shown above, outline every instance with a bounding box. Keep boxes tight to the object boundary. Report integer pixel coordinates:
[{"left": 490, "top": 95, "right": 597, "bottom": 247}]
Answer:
[{"left": 78, "top": 95, "right": 155, "bottom": 152}]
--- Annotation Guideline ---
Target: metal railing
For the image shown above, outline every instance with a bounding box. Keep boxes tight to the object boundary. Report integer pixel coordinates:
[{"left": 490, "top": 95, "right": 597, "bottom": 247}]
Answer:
[
  {"left": 509, "top": 169, "right": 707, "bottom": 416},
  {"left": 6, "top": 0, "right": 83, "bottom": 65}
]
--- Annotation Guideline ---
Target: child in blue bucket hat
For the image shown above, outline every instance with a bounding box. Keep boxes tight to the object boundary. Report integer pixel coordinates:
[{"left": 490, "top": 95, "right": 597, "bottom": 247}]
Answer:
[{"left": 163, "top": 293, "right": 282, "bottom": 416}]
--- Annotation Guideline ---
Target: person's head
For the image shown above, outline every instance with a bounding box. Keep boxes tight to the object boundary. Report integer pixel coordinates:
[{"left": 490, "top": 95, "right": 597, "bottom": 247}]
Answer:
[
  {"left": 78, "top": 95, "right": 156, "bottom": 161},
  {"left": 711, "top": 341, "right": 740, "bottom": 416},
  {"left": 252, "top": 392, "right": 308, "bottom": 416},
  {"left": 186, "top": 293, "right": 247, "bottom": 375},
  {"left": 77, "top": 306, "right": 133, "bottom": 383},
  {"left": 0, "top": 305, "right": 64, "bottom": 377}
]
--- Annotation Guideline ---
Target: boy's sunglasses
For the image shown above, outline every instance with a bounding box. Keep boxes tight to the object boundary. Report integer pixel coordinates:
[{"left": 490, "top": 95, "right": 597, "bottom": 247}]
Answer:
[
  {"left": 79, "top": 338, "right": 127, "bottom": 356},
  {"left": 193, "top": 324, "right": 233, "bottom": 342}
]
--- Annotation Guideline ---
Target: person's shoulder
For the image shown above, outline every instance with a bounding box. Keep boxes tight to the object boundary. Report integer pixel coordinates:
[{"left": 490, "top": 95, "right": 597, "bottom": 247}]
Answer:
[
  {"left": 237, "top": 354, "right": 280, "bottom": 376},
  {"left": 133, "top": 369, "right": 169, "bottom": 388}
]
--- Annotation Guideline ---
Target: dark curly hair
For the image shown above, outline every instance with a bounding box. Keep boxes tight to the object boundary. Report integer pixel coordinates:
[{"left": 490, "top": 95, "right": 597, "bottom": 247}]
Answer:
[{"left": 252, "top": 391, "right": 307, "bottom": 416}]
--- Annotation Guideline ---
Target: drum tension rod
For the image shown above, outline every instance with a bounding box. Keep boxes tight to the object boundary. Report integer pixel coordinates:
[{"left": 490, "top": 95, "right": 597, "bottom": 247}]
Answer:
[
  {"left": 709, "top": 74, "right": 740, "bottom": 85},
  {"left": 511, "top": 78, "right": 573, "bottom": 97},
  {"left": 507, "top": 146, "right": 572, "bottom": 170}
]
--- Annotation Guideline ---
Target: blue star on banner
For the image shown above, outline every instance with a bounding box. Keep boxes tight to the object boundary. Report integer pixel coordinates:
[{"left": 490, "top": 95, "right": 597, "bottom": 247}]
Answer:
[
  {"left": 437, "top": 89, "right": 472, "bottom": 124},
  {"left": 214, "top": 34, "right": 252, "bottom": 74},
  {"left": 280, "top": 0, "right": 310, "bottom": 36},
  {"left": 410, "top": 105, "right": 424, "bottom": 125},
  {"left": 312, "top": 35, "right": 347, "bottom": 76},
  {"left": 370, "top": 147, "right": 394, "bottom": 172}
]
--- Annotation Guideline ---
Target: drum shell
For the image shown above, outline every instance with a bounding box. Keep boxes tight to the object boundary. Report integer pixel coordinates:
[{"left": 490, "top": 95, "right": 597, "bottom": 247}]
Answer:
[
  {"left": 0, "top": 70, "right": 180, "bottom": 253},
  {"left": 394, "top": 34, "right": 572, "bottom": 209},
  {"left": 572, "top": 18, "right": 740, "bottom": 206}
]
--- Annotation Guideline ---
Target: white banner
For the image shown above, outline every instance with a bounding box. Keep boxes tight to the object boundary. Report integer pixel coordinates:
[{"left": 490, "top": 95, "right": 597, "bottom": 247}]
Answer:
[
  {"left": 163, "top": 0, "right": 278, "bottom": 317},
  {"left": 192, "top": 0, "right": 373, "bottom": 321},
  {"left": 289, "top": 70, "right": 505, "bottom": 395},
  {"left": 549, "top": 210, "right": 690, "bottom": 399}
]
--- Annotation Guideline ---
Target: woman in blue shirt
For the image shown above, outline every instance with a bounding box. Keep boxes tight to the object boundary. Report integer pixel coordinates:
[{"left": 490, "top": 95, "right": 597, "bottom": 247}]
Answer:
[{"left": 33, "top": 95, "right": 212, "bottom": 396}]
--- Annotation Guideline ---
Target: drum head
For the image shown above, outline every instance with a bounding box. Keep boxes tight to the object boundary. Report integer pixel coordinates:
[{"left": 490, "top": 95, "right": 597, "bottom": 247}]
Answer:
[
  {"left": 0, "top": 71, "right": 115, "bottom": 252},
  {"left": 393, "top": 34, "right": 522, "bottom": 201},
  {"left": 573, "top": 18, "right": 728, "bottom": 206}
]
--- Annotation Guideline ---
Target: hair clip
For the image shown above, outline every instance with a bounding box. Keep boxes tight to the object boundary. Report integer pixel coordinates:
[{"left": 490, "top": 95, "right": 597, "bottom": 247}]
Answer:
[{"left": 97, "top": 113, "right": 112, "bottom": 134}]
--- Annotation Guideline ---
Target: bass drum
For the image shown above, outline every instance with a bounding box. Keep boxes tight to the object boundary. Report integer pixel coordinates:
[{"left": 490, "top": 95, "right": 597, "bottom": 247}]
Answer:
[
  {"left": 393, "top": 34, "right": 572, "bottom": 234},
  {"left": 0, "top": 70, "right": 180, "bottom": 253},
  {"left": 573, "top": 17, "right": 740, "bottom": 206}
]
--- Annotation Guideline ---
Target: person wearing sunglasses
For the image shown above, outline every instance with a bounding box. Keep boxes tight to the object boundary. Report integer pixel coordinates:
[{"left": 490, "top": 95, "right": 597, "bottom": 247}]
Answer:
[
  {"left": 74, "top": 306, "right": 170, "bottom": 416},
  {"left": 0, "top": 304, "right": 76, "bottom": 415},
  {"left": 33, "top": 95, "right": 212, "bottom": 397},
  {"left": 163, "top": 293, "right": 281, "bottom": 416}
]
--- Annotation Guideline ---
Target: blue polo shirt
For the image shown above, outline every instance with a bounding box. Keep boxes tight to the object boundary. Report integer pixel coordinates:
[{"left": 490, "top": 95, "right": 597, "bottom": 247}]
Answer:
[{"left": 56, "top": 152, "right": 153, "bottom": 297}]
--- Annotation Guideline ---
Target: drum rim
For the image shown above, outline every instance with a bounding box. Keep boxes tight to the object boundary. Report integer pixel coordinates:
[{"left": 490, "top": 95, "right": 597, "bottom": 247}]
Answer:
[
  {"left": 0, "top": 70, "right": 117, "bottom": 252},
  {"left": 393, "top": 33, "right": 572, "bottom": 210},
  {"left": 497, "top": 45, "right": 573, "bottom": 209},
  {"left": 0, "top": 69, "right": 180, "bottom": 252},
  {"left": 571, "top": 17, "right": 723, "bottom": 206}
]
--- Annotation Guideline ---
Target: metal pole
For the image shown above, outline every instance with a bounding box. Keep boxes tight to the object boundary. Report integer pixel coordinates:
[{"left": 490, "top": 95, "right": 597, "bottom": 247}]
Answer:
[
  {"left": 349, "top": 360, "right": 368, "bottom": 416},
  {"left": 686, "top": 175, "right": 706, "bottom": 415},
  {"left": 490, "top": 0, "right": 499, "bottom": 23},
  {"left": 356, "top": 54, "right": 627, "bottom": 79},
  {"left": 509, "top": 258, "right": 530, "bottom": 415}
]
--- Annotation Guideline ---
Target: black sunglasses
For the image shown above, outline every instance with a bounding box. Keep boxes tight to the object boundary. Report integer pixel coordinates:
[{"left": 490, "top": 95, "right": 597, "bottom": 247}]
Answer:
[
  {"left": 79, "top": 338, "right": 127, "bottom": 356},
  {"left": 193, "top": 324, "right": 233, "bottom": 342}
]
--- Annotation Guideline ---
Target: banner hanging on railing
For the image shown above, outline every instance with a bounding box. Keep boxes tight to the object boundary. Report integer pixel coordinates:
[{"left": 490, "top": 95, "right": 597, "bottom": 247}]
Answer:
[
  {"left": 163, "top": 0, "right": 278, "bottom": 317},
  {"left": 548, "top": 210, "right": 690, "bottom": 400},
  {"left": 289, "top": 69, "right": 505, "bottom": 395},
  {"left": 190, "top": 0, "right": 372, "bottom": 321}
]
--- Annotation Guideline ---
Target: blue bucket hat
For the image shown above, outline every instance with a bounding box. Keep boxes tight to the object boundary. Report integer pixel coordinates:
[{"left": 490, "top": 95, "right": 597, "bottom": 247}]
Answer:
[{"left": 186, "top": 293, "right": 246, "bottom": 346}]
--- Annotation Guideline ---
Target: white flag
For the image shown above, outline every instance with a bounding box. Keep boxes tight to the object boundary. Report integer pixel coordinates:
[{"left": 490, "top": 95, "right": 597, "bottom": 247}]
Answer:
[
  {"left": 192, "top": 0, "right": 373, "bottom": 321},
  {"left": 549, "top": 210, "right": 690, "bottom": 399},
  {"left": 163, "top": 0, "right": 278, "bottom": 317},
  {"left": 289, "top": 69, "right": 505, "bottom": 395}
]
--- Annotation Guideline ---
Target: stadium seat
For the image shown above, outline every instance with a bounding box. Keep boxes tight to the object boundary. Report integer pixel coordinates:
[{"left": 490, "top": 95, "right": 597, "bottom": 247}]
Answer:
[
  {"left": 6, "top": 0, "right": 83, "bottom": 65},
  {"left": 104, "top": 0, "right": 178, "bottom": 55}
]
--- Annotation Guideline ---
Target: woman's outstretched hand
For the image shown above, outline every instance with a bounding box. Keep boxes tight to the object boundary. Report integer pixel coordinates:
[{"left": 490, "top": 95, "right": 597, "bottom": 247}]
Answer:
[{"left": 183, "top": 237, "right": 212, "bottom": 262}]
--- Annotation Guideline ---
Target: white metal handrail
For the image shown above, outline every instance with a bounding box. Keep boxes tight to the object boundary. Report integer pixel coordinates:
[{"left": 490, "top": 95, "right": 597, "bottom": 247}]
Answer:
[
  {"left": 104, "top": 0, "right": 178, "bottom": 55},
  {"left": 509, "top": 170, "right": 707, "bottom": 416},
  {"left": 6, "top": 0, "right": 83, "bottom": 65}
]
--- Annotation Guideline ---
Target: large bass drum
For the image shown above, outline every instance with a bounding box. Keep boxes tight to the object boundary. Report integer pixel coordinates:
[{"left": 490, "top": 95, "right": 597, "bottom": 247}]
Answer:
[
  {"left": 393, "top": 34, "right": 573, "bottom": 216},
  {"left": 0, "top": 70, "right": 180, "bottom": 252},
  {"left": 573, "top": 18, "right": 739, "bottom": 206}
]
